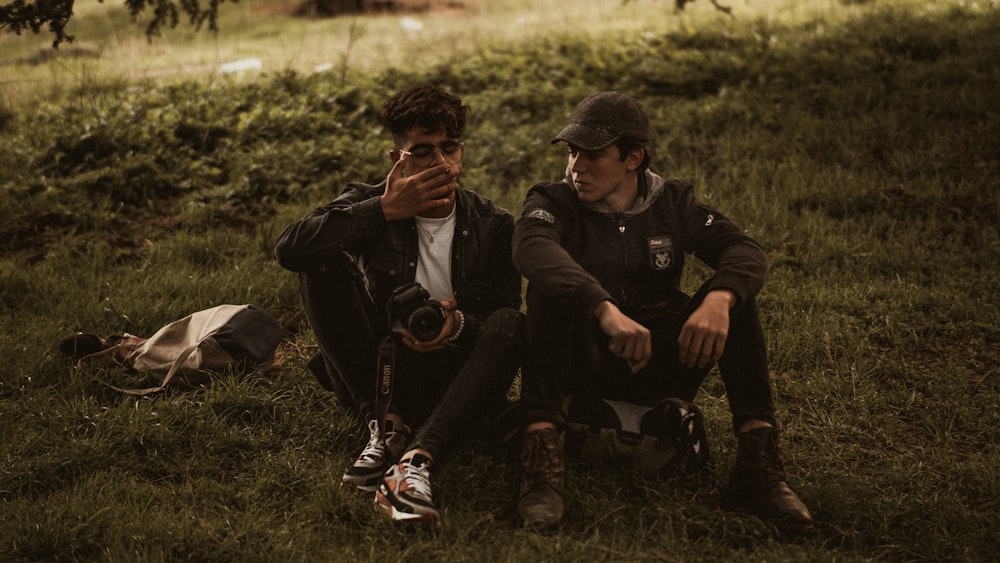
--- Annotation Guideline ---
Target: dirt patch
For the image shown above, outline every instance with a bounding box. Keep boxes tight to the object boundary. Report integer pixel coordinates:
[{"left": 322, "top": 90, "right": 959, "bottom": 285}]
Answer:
[
  {"left": 254, "top": 0, "right": 473, "bottom": 18},
  {"left": 0, "top": 210, "right": 170, "bottom": 264},
  {"left": 4, "top": 44, "right": 102, "bottom": 67}
]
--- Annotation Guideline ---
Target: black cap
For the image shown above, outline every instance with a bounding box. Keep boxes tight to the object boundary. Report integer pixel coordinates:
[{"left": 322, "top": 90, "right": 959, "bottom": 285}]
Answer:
[{"left": 551, "top": 91, "right": 651, "bottom": 150}]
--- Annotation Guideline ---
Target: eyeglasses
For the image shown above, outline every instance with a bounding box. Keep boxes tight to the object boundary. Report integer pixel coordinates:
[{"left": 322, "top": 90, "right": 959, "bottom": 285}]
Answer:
[{"left": 400, "top": 141, "right": 465, "bottom": 167}]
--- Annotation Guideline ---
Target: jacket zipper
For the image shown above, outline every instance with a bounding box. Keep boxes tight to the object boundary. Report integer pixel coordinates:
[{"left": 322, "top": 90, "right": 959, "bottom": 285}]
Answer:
[{"left": 616, "top": 214, "right": 629, "bottom": 304}]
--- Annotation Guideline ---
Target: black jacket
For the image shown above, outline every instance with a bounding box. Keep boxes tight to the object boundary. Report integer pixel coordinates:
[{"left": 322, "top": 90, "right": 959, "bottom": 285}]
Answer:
[
  {"left": 512, "top": 170, "right": 768, "bottom": 317},
  {"left": 275, "top": 181, "right": 521, "bottom": 334}
]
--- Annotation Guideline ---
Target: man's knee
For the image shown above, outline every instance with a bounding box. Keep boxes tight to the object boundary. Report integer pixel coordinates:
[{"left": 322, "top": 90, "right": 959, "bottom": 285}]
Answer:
[{"left": 482, "top": 308, "right": 525, "bottom": 338}]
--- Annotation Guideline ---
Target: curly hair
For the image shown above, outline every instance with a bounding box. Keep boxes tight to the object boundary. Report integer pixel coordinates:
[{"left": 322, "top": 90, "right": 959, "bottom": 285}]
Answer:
[{"left": 381, "top": 84, "right": 467, "bottom": 141}]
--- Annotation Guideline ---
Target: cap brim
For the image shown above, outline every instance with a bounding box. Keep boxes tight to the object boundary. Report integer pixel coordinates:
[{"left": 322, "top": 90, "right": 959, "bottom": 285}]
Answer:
[{"left": 550, "top": 123, "right": 619, "bottom": 150}]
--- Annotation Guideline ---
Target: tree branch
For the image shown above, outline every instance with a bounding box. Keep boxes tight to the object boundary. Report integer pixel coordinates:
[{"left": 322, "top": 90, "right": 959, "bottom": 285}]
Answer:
[{"left": 0, "top": 0, "right": 238, "bottom": 47}]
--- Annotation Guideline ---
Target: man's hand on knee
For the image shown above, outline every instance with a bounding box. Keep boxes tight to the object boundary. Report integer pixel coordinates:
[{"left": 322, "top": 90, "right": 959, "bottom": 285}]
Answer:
[{"left": 593, "top": 300, "right": 652, "bottom": 373}]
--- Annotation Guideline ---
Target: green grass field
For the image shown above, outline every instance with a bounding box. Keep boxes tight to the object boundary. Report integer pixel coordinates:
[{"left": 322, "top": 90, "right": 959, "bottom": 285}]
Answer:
[{"left": 1, "top": 0, "right": 998, "bottom": 560}]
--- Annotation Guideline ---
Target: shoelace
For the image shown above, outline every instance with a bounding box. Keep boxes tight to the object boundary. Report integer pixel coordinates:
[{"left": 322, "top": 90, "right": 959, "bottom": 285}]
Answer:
[
  {"left": 740, "top": 432, "right": 787, "bottom": 485},
  {"left": 400, "top": 459, "right": 433, "bottom": 499},
  {"left": 522, "top": 431, "right": 563, "bottom": 486},
  {"left": 359, "top": 420, "right": 386, "bottom": 461}
]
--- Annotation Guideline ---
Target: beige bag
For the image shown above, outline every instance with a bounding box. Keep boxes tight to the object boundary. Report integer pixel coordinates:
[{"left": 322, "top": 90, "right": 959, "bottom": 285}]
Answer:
[{"left": 60, "top": 304, "right": 283, "bottom": 395}]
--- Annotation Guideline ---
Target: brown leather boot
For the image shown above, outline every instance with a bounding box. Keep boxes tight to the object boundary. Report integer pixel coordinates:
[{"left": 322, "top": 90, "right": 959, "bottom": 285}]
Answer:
[
  {"left": 518, "top": 427, "right": 565, "bottom": 528},
  {"left": 728, "top": 426, "right": 814, "bottom": 531}
]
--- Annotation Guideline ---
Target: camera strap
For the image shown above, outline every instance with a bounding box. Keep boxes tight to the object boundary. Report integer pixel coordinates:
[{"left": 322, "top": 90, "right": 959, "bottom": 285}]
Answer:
[{"left": 374, "top": 334, "right": 396, "bottom": 435}]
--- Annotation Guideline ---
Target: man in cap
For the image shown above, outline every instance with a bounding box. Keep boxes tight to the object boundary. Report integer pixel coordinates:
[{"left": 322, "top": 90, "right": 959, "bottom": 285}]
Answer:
[{"left": 512, "top": 91, "right": 813, "bottom": 531}]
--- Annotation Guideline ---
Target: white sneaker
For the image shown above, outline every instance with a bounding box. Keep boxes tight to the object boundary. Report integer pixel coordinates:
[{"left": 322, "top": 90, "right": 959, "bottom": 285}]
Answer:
[
  {"left": 341, "top": 419, "right": 410, "bottom": 492},
  {"left": 375, "top": 454, "right": 439, "bottom": 522}
]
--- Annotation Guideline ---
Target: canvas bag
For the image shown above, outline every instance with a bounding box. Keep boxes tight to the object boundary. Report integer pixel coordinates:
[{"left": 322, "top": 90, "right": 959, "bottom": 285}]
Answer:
[
  {"left": 63, "top": 304, "right": 283, "bottom": 395},
  {"left": 562, "top": 396, "right": 714, "bottom": 478}
]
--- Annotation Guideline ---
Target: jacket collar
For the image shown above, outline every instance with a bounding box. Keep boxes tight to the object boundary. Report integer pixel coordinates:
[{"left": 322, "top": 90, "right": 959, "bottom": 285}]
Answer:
[{"left": 565, "top": 169, "right": 666, "bottom": 217}]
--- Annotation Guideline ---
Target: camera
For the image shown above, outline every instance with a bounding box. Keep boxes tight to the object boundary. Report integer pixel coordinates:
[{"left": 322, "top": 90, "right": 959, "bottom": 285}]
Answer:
[{"left": 389, "top": 282, "right": 446, "bottom": 342}]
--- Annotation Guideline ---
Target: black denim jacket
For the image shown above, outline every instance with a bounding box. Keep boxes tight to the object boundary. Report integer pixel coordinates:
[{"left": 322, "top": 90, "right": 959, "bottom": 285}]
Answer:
[{"left": 275, "top": 181, "right": 522, "bottom": 334}]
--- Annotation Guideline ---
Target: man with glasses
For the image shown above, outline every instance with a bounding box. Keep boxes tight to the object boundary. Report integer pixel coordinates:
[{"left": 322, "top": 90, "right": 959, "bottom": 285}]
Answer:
[
  {"left": 512, "top": 92, "right": 813, "bottom": 531},
  {"left": 275, "top": 84, "right": 522, "bottom": 522}
]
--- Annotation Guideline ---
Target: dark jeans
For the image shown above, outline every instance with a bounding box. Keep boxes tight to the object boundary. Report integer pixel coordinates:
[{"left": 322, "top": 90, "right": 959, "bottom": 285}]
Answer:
[
  {"left": 298, "top": 256, "right": 523, "bottom": 460},
  {"left": 519, "top": 284, "right": 776, "bottom": 434}
]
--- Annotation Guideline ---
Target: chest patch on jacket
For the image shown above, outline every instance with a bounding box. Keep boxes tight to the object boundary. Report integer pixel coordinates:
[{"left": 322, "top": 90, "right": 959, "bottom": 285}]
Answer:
[{"left": 647, "top": 236, "right": 674, "bottom": 270}]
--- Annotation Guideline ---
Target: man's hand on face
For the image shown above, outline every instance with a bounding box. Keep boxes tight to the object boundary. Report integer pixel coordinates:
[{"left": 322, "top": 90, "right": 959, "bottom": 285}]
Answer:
[
  {"left": 400, "top": 298, "right": 460, "bottom": 353},
  {"left": 380, "top": 152, "right": 458, "bottom": 221},
  {"left": 678, "top": 289, "right": 735, "bottom": 369},
  {"left": 594, "top": 300, "right": 652, "bottom": 373}
]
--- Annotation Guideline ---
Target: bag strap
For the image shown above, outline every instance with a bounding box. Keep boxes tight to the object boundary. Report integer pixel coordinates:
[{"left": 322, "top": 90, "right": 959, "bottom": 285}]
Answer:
[
  {"left": 110, "top": 343, "right": 199, "bottom": 396},
  {"left": 374, "top": 335, "right": 396, "bottom": 435},
  {"left": 75, "top": 335, "right": 146, "bottom": 370}
]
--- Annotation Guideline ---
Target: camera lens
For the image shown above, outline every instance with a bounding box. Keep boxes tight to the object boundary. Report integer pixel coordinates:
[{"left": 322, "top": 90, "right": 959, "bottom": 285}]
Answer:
[{"left": 408, "top": 305, "right": 445, "bottom": 341}]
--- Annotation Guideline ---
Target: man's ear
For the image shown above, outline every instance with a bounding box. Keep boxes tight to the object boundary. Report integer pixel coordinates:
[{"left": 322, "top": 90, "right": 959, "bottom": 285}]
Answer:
[
  {"left": 389, "top": 148, "right": 401, "bottom": 163},
  {"left": 626, "top": 148, "right": 645, "bottom": 171}
]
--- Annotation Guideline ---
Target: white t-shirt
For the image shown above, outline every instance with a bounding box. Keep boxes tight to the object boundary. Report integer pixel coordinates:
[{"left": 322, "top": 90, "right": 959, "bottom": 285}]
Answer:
[{"left": 414, "top": 207, "right": 457, "bottom": 302}]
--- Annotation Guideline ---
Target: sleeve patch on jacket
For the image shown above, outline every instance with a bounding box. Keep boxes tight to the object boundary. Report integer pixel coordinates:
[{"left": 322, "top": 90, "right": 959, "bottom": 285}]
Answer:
[{"left": 524, "top": 208, "right": 555, "bottom": 224}]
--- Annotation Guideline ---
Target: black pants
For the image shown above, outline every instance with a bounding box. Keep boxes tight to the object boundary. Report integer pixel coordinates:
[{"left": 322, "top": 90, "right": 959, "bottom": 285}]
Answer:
[
  {"left": 519, "top": 284, "right": 776, "bottom": 434},
  {"left": 298, "top": 257, "right": 523, "bottom": 460}
]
